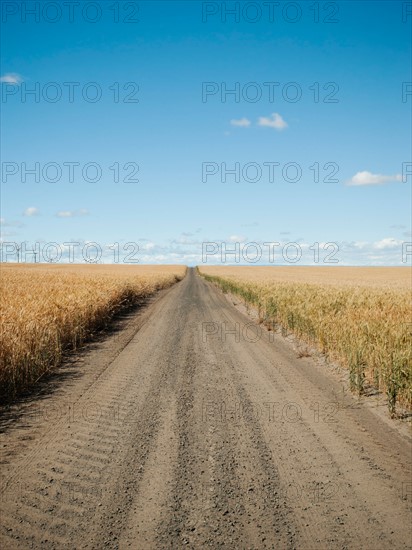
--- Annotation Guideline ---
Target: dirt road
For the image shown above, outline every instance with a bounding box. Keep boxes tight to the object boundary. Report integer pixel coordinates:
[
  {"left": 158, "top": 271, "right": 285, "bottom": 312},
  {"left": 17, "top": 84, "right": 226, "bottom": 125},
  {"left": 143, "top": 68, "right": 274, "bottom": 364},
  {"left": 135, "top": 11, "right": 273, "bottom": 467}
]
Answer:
[{"left": 1, "top": 268, "right": 411, "bottom": 549}]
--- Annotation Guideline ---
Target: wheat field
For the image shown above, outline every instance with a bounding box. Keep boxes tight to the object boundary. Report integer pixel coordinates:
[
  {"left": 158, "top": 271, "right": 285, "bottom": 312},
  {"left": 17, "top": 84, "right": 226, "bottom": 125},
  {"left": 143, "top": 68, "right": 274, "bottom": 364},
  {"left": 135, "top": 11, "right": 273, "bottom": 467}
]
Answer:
[
  {"left": 0, "top": 264, "right": 187, "bottom": 398},
  {"left": 199, "top": 266, "right": 412, "bottom": 415}
]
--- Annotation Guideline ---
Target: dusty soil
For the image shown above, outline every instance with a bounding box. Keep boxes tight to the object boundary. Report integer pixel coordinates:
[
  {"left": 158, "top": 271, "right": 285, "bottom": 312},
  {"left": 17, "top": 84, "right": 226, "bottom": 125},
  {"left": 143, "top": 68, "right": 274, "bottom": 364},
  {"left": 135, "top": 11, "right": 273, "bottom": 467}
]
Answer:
[{"left": 1, "top": 268, "right": 411, "bottom": 549}]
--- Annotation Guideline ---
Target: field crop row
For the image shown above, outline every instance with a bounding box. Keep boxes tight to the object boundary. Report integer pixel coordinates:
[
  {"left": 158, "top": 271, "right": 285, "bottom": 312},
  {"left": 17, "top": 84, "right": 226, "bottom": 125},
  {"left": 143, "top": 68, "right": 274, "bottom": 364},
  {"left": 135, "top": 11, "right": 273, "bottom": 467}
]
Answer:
[
  {"left": 0, "top": 264, "right": 186, "bottom": 399},
  {"left": 199, "top": 266, "right": 412, "bottom": 416}
]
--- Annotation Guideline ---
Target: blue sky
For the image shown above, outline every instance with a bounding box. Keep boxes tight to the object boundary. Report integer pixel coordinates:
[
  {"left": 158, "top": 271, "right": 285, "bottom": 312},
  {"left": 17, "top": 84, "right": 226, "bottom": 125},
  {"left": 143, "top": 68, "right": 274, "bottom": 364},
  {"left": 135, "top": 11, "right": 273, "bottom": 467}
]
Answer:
[{"left": 1, "top": 0, "right": 411, "bottom": 265}]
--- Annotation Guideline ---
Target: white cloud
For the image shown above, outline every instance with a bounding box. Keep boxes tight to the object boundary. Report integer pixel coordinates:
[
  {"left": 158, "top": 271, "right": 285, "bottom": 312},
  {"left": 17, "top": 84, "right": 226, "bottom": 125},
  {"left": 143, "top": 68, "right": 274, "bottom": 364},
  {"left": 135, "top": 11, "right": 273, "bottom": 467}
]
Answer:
[
  {"left": 228, "top": 234, "right": 247, "bottom": 242},
  {"left": 0, "top": 73, "right": 23, "bottom": 84},
  {"left": 23, "top": 207, "right": 39, "bottom": 217},
  {"left": 347, "top": 171, "right": 403, "bottom": 186},
  {"left": 335, "top": 238, "right": 408, "bottom": 265},
  {"left": 57, "top": 211, "right": 74, "bottom": 218},
  {"left": 257, "top": 112, "right": 288, "bottom": 130},
  {"left": 57, "top": 209, "right": 89, "bottom": 218},
  {"left": 230, "top": 117, "right": 251, "bottom": 127},
  {"left": 373, "top": 237, "right": 403, "bottom": 250},
  {"left": 352, "top": 240, "right": 369, "bottom": 250}
]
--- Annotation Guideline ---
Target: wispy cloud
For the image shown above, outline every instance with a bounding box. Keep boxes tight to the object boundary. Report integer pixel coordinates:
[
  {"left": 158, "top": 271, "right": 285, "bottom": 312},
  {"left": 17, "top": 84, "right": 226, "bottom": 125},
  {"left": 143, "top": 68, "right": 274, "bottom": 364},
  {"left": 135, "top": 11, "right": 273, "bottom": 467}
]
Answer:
[
  {"left": 0, "top": 73, "right": 23, "bottom": 84},
  {"left": 0, "top": 218, "right": 24, "bottom": 228},
  {"left": 57, "top": 211, "right": 74, "bottom": 218},
  {"left": 23, "top": 207, "right": 39, "bottom": 217},
  {"left": 346, "top": 171, "right": 403, "bottom": 186},
  {"left": 56, "top": 209, "right": 89, "bottom": 218},
  {"left": 228, "top": 234, "right": 247, "bottom": 242},
  {"left": 257, "top": 112, "right": 288, "bottom": 130},
  {"left": 230, "top": 117, "right": 251, "bottom": 127}
]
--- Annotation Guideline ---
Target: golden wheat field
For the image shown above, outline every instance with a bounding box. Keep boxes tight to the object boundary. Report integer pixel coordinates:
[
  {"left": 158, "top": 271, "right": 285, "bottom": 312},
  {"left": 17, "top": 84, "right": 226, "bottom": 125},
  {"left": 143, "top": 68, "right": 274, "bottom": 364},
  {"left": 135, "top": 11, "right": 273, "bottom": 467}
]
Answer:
[
  {"left": 0, "top": 264, "right": 187, "bottom": 398},
  {"left": 199, "top": 266, "right": 412, "bottom": 415}
]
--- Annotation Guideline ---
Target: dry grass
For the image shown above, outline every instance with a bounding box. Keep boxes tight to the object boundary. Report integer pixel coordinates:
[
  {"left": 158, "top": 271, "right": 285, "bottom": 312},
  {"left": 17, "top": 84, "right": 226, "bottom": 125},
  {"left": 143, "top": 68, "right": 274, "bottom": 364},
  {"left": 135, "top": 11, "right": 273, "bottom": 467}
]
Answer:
[
  {"left": 0, "top": 264, "right": 186, "bottom": 398},
  {"left": 199, "top": 266, "right": 412, "bottom": 416}
]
